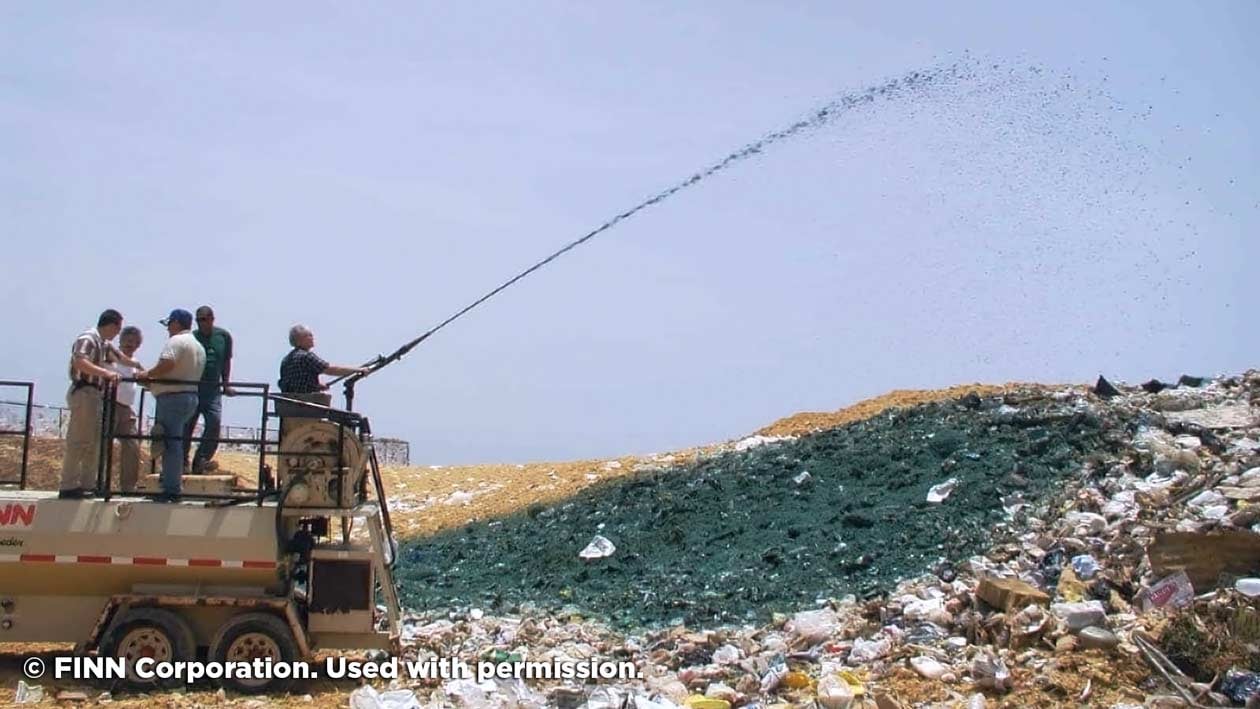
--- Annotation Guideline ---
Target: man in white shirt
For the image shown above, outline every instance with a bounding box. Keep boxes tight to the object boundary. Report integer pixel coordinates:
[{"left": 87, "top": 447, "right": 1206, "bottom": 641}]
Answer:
[
  {"left": 110, "top": 326, "right": 145, "bottom": 493},
  {"left": 138, "top": 309, "right": 206, "bottom": 500}
]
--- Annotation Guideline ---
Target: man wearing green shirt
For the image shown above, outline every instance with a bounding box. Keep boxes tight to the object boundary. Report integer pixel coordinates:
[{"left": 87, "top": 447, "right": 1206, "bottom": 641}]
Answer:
[{"left": 184, "top": 305, "right": 234, "bottom": 473}]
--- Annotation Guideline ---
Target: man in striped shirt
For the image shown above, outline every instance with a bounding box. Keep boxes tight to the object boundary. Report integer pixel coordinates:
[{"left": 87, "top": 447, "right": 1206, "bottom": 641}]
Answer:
[{"left": 60, "top": 309, "right": 145, "bottom": 499}]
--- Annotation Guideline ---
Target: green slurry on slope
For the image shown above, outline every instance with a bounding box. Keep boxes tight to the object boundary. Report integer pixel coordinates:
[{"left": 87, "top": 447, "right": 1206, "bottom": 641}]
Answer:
[{"left": 397, "top": 396, "right": 1115, "bottom": 628}]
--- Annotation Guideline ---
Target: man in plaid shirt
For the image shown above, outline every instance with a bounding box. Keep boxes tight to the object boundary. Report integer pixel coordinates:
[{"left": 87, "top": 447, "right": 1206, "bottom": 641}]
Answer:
[{"left": 60, "top": 309, "right": 144, "bottom": 498}]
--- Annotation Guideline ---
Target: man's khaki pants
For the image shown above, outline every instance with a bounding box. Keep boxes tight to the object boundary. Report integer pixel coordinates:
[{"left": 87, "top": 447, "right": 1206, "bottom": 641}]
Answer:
[
  {"left": 59, "top": 386, "right": 103, "bottom": 492},
  {"left": 113, "top": 403, "right": 140, "bottom": 492}
]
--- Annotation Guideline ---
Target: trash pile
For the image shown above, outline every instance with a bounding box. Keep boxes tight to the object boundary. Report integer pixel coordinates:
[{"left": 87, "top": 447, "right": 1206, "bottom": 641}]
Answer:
[{"left": 376, "top": 371, "right": 1260, "bottom": 708}]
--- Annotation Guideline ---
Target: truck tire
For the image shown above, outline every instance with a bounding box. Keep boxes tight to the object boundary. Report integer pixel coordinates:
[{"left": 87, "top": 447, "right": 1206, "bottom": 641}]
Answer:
[
  {"left": 98, "top": 607, "right": 197, "bottom": 690},
  {"left": 208, "top": 612, "right": 299, "bottom": 694}
]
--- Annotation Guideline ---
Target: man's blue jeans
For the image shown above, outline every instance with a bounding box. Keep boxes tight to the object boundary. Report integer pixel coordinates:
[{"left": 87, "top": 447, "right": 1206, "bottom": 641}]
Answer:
[
  {"left": 155, "top": 392, "right": 198, "bottom": 495},
  {"left": 184, "top": 389, "right": 223, "bottom": 469}
]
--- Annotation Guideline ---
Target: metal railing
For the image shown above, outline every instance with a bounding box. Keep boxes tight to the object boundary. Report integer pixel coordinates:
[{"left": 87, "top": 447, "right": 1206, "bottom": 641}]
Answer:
[
  {"left": 102, "top": 378, "right": 277, "bottom": 503},
  {"left": 0, "top": 399, "right": 409, "bottom": 463},
  {"left": 0, "top": 381, "right": 33, "bottom": 488}
]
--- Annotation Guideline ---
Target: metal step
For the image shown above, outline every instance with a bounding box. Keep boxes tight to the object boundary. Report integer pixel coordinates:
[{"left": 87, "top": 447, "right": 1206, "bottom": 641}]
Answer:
[{"left": 136, "top": 473, "right": 239, "bottom": 495}]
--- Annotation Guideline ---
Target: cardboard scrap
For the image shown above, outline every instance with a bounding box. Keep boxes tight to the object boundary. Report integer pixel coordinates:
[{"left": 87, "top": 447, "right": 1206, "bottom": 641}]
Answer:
[
  {"left": 1163, "top": 404, "right": 1257, "bottom": 430},
  {"left": 1147, "top": 530, "right": 1260, "bottom": 590},
  {"left": 977, "top": 576, "right": 1051, "bottom": 612}
]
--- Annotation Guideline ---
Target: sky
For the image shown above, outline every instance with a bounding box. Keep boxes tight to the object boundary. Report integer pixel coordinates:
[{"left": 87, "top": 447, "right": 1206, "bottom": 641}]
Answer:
[{"left": 1, "top": 2, "right": 1256, "bottom": 464}]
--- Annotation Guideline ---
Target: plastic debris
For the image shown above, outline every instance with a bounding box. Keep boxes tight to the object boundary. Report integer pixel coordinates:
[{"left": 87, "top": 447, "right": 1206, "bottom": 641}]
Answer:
[
  {"left": 787, "top": 608, "right": 839, "bottom": 645},
  {"left": 909, "top": 656, "right": 948, "bottom": 680},
  {"left": 1236, "top": 578, "right": 1260, "bottom": 597},
  {"left": 760, "top": 655, "right": 789, "bottom": 694},
  {"left": 971, "top": 652, "right": 1011, "bottom": 692},
  {"left": 849, "top": 636, "right": 891, "bottom": 663},
  {"left": 816, "top": 673, "right": 855, "bottom": 709},
  {"left": 579, "top": 535, "right": 616, "bottom": 560},
  {"left": 349, "top": 686, "right": 422, "bottom": 709},
  {"left": 1137, "top": 571, "right": 1195, "bottom": 612},
  {"left": 711, "top": 644, "right": 741, "bottom": 664},
  {"left": 926, "top": 478, "right": 959, "bottom": 503},
  {"left": 1070, "top": 554, "right": 1100, "bottom": 580},
  {"left": 1063, "top": 511, "right": 1107, "bottom": 535},
  {"left": 733, "top": 435, "right": 793, "bottom": 452},
  {"left": 14, "top": 681, "right": 44, "bottom": 704},
  {"left": 683, "top": 696, "right": 730, "bottom": 709},
  {"left": 1221, "top": 669, "right": 1260, "bottom": 704},
  {"left": 443, "top": 680, "right": 490, "bottom": 707},
  {"left": 1051, "top": 601, "right": 1106, "bottom": 632}
]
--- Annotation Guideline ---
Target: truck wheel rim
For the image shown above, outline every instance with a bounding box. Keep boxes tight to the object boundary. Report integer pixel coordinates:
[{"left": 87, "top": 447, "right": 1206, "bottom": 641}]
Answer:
[
  {"left": 225, "top": 631, "right": 282, "bottom": 685},
  {"left": 118, "top": 627, "right": 173, "bottom": 665}
]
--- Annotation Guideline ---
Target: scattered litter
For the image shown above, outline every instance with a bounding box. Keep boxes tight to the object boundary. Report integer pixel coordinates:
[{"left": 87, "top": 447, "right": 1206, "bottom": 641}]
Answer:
[
  {"left": 849, "top": 636, "right": 891, "bottom": 663},
  {"left": 1137, "top": 571, "right": 1195, "bottom": 612},
  {"left": 1164, "top": 404, "right": 1256, "bottom": 429},
  {"left": 787, "top": 608, "right": 839, "bottom": 644},
  {"left": 445, "top": 490, "right": 474, "bottom": 506},
  {"left": 1220, "top": 669, "right": 1260, "bottom": 704},
  {"left": 971, "top": 652, "right": 1011, "bottom": 692},
  {"left": 909, "top": 656, "right": 948, "bottom": 680},
  {"left": 1236, "top": 578, "right": 1260, "bottom": 597},
  {"left": 926, "top": 478, "right": 959, "bottom": 503},
  {"left": 14, "top": 682, "right": 43, "bottom": 704},
  {"left": 1071, "top": 554, "right": 1100, "bottom": 580},
  {"left": 1051, "top": 600, "right": 1107, "bottom": 631},
  {"left": 733, "top": 435, "right": 793, "bottom": 452},
  {"left": 349, "top": 685, "right": 421, "bottom": 709},
  {"left": 578, "top": 535, "right": 616, "bottom": 560}
]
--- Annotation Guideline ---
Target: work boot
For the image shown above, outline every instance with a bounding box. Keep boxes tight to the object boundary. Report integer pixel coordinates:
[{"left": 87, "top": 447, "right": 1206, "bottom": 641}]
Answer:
[
  {"left": 203, "top": 460, "right": 219, "bottom": 472},
  {"left": 191, "top": 459, "right": 206, "bottom": 474}
]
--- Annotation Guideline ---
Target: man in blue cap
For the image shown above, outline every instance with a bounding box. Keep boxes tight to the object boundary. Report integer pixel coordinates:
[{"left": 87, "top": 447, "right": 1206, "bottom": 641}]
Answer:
[{"left": 138, "top": 309, "right": 206, "bottom": 501}]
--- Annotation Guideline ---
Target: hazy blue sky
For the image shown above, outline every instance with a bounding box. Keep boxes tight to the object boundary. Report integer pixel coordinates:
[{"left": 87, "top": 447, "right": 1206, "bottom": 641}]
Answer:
[{"left": 2, "top": 3, "right": 1255, "bottom": 464}]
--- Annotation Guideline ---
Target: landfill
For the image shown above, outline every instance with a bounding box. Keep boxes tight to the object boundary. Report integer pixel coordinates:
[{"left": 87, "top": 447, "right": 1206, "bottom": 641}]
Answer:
[
  {"left": 380, "top": 371, "right": 1260, "bottom": 708},
  {"left": 6, "top": 372, "right": 1260, "bottom": 707}
]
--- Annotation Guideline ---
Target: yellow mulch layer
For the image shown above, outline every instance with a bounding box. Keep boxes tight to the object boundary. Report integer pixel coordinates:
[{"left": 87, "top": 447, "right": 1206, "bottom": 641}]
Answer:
[{"left": 754, "top": 382, "right": 1052, "bottom": 438}]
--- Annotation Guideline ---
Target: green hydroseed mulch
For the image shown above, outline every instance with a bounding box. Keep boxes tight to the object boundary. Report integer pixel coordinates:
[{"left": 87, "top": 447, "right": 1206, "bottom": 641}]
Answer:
[{"left": 397, "top": 396, "right": 1115, "bottom": 629}]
